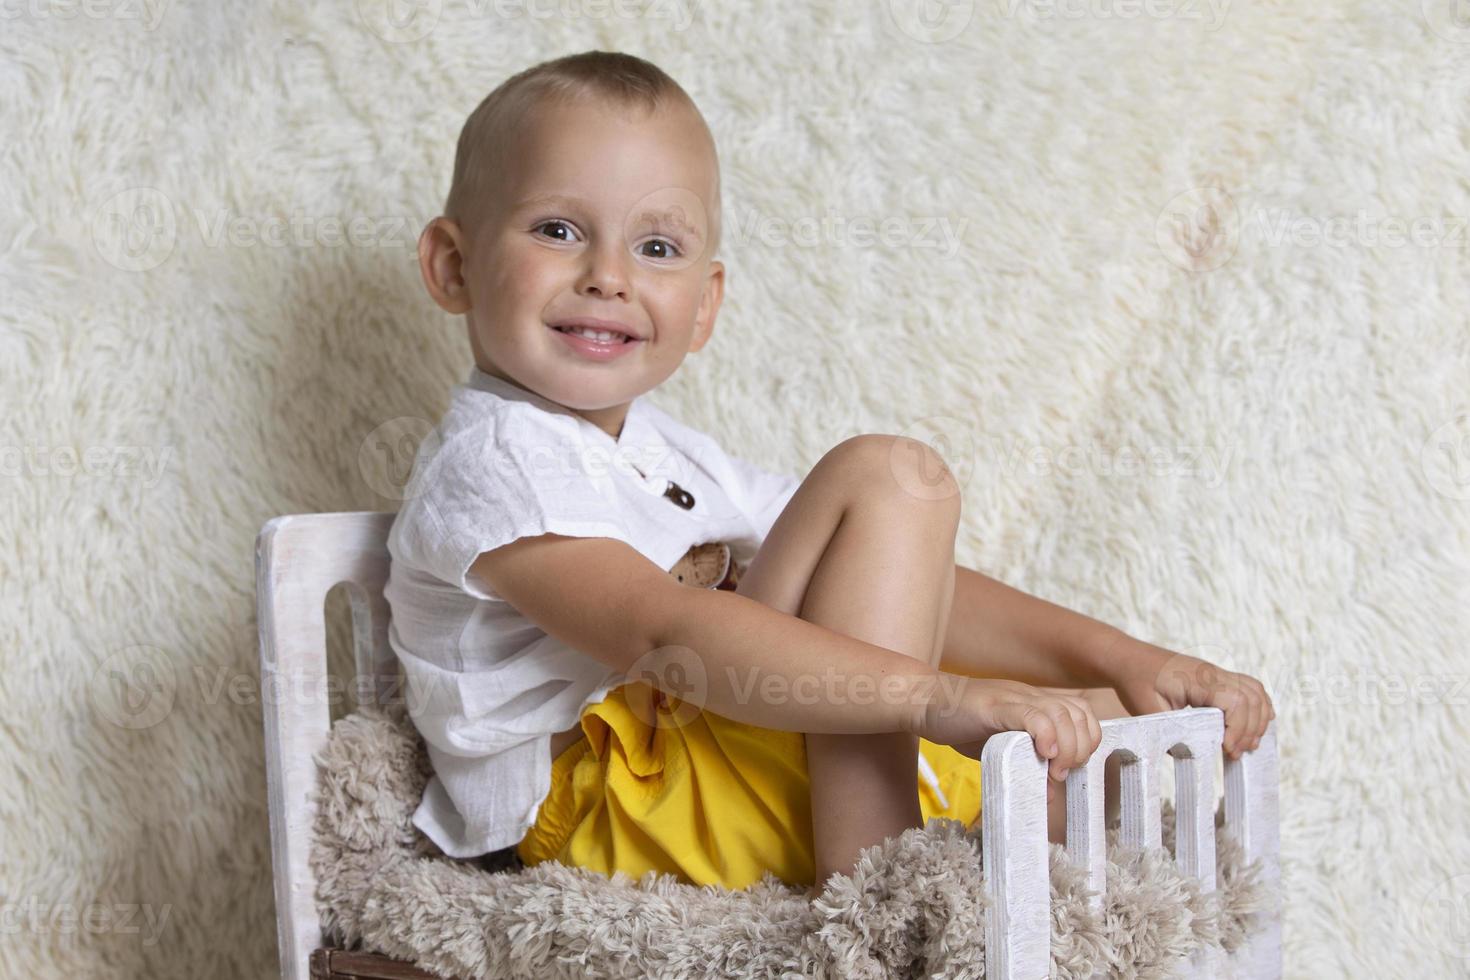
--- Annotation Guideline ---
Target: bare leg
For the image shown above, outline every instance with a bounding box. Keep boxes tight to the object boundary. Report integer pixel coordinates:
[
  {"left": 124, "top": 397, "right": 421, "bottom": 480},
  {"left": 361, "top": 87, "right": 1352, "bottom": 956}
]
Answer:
[{"left": 734, "top": 434, "right": 962, "bottom": 897}]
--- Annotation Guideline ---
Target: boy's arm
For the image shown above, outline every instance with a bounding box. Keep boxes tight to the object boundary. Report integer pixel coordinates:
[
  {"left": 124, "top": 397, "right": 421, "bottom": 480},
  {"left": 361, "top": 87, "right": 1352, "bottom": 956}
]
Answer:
[
  {"left": 473, "top": 533, "right": 947, "bottom": 735},
  {"left": 471, "top": 533, "right": 1102, "bottom": 780}
]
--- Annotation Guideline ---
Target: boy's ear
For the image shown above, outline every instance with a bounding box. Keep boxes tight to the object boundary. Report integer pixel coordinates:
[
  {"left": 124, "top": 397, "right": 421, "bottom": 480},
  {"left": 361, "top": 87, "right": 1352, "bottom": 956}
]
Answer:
[
  {"left": 418, "top": 217, "right": 472, "bottom": 315},
  {"left": 687, "top": 259, "right": 725, "bottom": 354}
]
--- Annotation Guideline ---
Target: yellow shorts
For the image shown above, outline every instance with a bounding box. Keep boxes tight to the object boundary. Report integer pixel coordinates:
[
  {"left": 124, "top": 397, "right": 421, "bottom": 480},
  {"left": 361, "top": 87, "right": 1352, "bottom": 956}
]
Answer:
[{"left": 515, "top": 680, "right": 982, "bottom": 891}]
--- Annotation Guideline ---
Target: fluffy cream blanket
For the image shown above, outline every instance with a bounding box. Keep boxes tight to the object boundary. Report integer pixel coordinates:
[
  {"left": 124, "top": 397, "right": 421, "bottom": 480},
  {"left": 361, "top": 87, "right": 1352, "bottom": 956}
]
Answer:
[{"left": 2, "top": 2, "right": 1466, "bottom": 977}]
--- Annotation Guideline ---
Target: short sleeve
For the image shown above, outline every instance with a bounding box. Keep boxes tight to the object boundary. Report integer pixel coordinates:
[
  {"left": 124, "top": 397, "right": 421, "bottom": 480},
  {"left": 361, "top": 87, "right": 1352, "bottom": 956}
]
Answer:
[
  {"left": 724, "top": 451, "right": 803, "bottom": 542},
  {"left": 389, "top": 415, "right": 636, "bottom": 602}
]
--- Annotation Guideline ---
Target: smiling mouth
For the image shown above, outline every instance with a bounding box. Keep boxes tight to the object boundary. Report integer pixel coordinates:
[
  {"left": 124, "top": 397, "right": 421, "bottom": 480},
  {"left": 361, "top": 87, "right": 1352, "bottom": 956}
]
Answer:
[{"left": 550, "top": 324, "right": 640, "bottom": 344}]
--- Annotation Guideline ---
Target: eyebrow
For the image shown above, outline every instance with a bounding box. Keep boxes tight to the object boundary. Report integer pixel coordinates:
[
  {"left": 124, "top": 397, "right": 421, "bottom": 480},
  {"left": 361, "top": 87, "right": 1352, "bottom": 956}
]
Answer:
[
  {"left": 514, "top": 193, "right": 705, "bottom": 242},
  {"left": 634, "top": 205, "right": 705, "bottom": 243},
  {"left": 512, "top": 193, "right": 586, "bottom": 212}
]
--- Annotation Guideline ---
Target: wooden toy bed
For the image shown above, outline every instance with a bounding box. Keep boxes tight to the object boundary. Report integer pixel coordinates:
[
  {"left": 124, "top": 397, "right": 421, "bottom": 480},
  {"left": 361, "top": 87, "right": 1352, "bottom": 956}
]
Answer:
[{"left": 256, "top": 511, "right": 1281, "bottom": 979}]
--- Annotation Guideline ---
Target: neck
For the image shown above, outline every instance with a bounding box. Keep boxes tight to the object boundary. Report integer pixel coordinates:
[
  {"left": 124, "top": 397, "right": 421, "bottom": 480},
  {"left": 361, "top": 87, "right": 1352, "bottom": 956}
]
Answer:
[
  {"left": 472, "top": 361, "right": 635, "bottom": 441},
  {"left": 573, "top": 402, "right": 630, "bottom": 441}
]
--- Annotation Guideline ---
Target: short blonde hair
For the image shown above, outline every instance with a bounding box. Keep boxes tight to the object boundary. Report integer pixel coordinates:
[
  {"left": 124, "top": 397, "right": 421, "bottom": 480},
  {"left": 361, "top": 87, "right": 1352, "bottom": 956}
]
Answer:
[{"left": 444, "top": 50, "right": 721, "bottom": 256}]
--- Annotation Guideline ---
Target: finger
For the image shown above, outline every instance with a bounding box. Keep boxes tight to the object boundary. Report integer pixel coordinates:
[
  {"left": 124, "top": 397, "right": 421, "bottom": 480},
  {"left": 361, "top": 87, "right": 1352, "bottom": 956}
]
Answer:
[
  {"left": 1235, "top": 686, "right": 1259, "bottom": 753},
  {"left": 1249, "top": 687, "right": 1268, "bottom": 750},
  {"left": 1061, "top": 699, "right": 1095, "bottom": 768},
  {"left": 1231, "top": 703, "right": 1253, "bottom": 757},
  {"left": 1232, "top": 689, "right": 1255, "bottom": 757},
  {"left": 1046, "top": 703, "right": 1077, "bottom": 781},
  {"left": 1077, "top": 698, "right": 1101, "bottom": 759},
  {"left": 1240, "top": 687, "right": 1264, "bottom": 758},
  {"left": 1253, "top": 678, "right": 1276, "bottom": 725},
  {"left": 1219, "top": 691, "right": 1246, "bottom": 758},
  {"left": 987, "top": 696, "right": 1058, "bottom": 758},
  {"left": 1007, "top": 704, "right": 1058, "bottom": 759},
  {"left": 1240, "top": 675, "right": 1271, "bottom": 727},
  {"left": 1250, "top": 687, "right": 1268, "bottom": 743}
]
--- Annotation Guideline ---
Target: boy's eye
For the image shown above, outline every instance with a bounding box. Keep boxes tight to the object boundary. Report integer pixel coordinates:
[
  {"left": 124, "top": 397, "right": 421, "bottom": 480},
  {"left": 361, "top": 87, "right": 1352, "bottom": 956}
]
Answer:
[
  {"left": 639, "top": 238, "right": 682, "bottom": 260},
  {"left": 532, "top": 220, "right": 682, "bottom": 260},
  {"left": 533, "top": 220, "right": 577, "bottom": 242}
]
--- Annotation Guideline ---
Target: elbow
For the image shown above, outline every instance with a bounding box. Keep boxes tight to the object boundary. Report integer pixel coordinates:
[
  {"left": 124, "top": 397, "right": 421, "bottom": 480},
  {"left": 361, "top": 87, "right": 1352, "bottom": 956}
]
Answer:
[{"left": 617, "top": 573, "right": 701, "bottom": 681}]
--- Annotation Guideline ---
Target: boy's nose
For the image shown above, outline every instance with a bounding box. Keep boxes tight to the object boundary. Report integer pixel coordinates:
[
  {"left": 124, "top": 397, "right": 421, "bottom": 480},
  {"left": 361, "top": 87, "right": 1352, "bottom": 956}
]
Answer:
[{"left": 578, "top": 245, "right": 631, "bottom": 299}]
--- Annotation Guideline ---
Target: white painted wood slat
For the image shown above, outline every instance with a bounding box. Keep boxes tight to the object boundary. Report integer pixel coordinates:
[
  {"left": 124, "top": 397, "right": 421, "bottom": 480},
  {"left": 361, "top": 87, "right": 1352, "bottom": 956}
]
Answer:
[
  {"left": 983, "top": 706, "right": 1280, "bottom": 980},
  {"left": 256, "top": 512, "right": 396, "bottom": 980}
]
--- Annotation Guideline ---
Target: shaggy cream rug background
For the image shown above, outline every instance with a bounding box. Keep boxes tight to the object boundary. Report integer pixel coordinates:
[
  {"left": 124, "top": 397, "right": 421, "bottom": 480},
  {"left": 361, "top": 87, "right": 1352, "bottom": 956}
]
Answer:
[{"left": 2, "top": 1, "right": 1467, "bottom": 977}]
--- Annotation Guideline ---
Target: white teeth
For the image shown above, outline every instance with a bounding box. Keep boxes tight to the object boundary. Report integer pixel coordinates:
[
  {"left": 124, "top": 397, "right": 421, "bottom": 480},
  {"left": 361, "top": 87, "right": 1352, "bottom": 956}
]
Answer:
[{"left": 559, "top": 325, "right": 628, "bottom": 343}]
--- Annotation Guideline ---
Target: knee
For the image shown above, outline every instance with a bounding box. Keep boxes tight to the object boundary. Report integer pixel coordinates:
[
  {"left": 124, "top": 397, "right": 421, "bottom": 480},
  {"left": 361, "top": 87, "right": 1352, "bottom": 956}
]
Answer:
[{"left": 823, "top": 433, "right": 962, "bottom": 524}]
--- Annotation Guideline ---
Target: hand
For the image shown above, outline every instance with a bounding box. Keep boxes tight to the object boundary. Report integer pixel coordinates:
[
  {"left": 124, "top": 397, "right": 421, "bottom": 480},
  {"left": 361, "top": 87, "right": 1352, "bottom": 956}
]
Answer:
[
  {"left": 1106, "top": 635, "right": 1275, "bottom": 759},
  {"left": 912, "top": 675, "right": 1102, "bottom": 800}
]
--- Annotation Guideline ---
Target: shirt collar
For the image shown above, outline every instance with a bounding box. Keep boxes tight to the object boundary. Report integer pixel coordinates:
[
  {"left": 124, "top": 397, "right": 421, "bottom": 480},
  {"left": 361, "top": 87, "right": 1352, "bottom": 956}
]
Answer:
[{"left": 462, "top": 365, "right": 650, "bottom": 448}]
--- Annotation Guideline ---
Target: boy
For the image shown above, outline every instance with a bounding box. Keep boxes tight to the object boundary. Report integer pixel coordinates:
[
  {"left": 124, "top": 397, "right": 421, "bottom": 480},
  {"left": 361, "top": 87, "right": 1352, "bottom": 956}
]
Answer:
[{"left": 385, "top": 50, "right": 1273, "bottom": 898}]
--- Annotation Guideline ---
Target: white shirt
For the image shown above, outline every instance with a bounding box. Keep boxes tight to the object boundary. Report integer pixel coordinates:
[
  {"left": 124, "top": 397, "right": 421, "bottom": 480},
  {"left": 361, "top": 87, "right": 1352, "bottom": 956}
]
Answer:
[{"left": 383, "top": 366, "right": 805, "bottom": 857}]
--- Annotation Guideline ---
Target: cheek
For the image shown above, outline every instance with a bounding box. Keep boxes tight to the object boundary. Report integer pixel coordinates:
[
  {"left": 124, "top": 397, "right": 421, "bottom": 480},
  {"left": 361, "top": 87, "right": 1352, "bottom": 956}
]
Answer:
[
  {"left": 484, "top": 249, "right": 562, "bottom": 306},
  {"left": 643, "top": 277, "right": 706, "bottom": 322}
]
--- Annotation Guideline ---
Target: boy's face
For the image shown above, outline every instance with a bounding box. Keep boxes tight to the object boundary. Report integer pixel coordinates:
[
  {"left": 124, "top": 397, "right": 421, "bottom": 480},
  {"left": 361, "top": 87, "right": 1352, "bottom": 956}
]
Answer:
[{"left": 420, "top": 96, "right": 724, "bottom": 433}]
